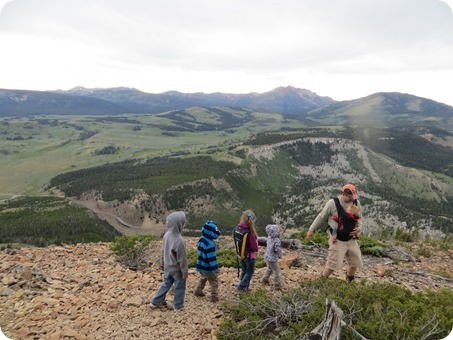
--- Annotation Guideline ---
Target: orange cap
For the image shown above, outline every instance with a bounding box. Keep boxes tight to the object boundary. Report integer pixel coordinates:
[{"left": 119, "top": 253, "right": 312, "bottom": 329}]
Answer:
[{"left": 342, "top": 184, "right": 359, "bottom": 199}]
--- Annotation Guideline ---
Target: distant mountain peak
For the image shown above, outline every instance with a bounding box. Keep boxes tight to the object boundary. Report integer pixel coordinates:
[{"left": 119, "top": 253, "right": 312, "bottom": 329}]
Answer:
[
  {"left": 267, "top": 86, "right": 331, "bottom": 99},
  {"left": 69, "top": 86, "right": 89, "bottom": 91}
]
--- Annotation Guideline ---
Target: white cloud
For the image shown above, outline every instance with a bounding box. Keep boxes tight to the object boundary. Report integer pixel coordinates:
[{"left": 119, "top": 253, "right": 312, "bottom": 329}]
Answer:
[{"left": 1, "top": 0, "right": 453, "bottom": 106}]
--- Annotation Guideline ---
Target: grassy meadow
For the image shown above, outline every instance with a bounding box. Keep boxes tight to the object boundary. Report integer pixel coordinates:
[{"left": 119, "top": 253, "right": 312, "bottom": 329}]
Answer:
[{"left": 0, "top": 110, "right": 306, "bottom": 199}]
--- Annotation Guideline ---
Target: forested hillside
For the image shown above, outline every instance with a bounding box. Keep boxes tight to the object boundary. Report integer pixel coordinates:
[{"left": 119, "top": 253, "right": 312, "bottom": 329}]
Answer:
[
  {"left": 0, "top": 196, "right": 120, "bottom": 246},
  {"left": 45, "top": 127, "right": 453, "bottom": 241}
]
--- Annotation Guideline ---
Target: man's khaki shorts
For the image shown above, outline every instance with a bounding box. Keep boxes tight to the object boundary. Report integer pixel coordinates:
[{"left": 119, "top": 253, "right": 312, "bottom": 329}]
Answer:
[{"left": 325, "top": 238, "right": 363, "bottom": 271}]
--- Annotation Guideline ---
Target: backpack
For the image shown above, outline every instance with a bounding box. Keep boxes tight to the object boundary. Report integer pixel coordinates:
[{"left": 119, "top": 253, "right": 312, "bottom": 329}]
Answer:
[
  {"left": 330, "top": 197, "right": 358, "bottom": 242},
  {"left": 233, "top": 225, "right": 250, "bottom": 260}
]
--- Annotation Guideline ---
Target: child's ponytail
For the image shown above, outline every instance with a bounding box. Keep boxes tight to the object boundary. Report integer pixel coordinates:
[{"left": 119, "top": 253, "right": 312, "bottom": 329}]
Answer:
[{"left": 241, "top": 209, "right": 257, "bottom": 236}]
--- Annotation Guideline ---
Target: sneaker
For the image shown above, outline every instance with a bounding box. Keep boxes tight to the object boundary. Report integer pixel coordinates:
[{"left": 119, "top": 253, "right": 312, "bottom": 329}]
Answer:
[
  {"left": 150, "top": 301, "right": 172, "bottom": 310},
  {"left": 236, "top": 287, "right": 248, "bottom": 292},
  {"left": 174, "top": 307, "right": 184, "bottom": 312}
]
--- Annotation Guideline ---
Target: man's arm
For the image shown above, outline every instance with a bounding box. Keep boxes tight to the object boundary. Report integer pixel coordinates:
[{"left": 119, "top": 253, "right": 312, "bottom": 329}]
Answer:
[{"left": 306, "top": 199, "right": 334, "bottom": 240}]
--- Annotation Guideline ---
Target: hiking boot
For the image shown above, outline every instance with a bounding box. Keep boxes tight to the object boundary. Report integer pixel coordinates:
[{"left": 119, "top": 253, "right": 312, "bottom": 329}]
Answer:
[
  {"left": 261, "top": 278, "right": 270, "bottom": 285},
  {"left": 346, "top": 274, "right": 355, "bottom": 282},
  {"left": 211, "top": 296, "right": 219, "bottom": 303},
  {"left": 194, "top": 290, "right": 205, "bottom": 297}
]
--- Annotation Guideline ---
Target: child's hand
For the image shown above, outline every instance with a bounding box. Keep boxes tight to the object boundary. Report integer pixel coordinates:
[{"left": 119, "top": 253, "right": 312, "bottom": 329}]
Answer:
[{"left": 349, "top": 227, "right": 360, "bottom": 239}]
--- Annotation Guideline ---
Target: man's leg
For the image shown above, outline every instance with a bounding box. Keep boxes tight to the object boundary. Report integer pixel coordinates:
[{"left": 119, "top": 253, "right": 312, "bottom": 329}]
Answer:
[
  {"left": 347, "top": 266, "right": 357, "bottom": 276},
  {"left": 322, "top": 267, "right": 334, "bottom": 278},
  {"left": 324, "top": 238, "right": 347, "bottom": 278},
  {"left": 345, "top": 239, "right": 363, "bottom": 282},
  {"left": 346, "top": 266, "right": 357, "bottom": 281}
]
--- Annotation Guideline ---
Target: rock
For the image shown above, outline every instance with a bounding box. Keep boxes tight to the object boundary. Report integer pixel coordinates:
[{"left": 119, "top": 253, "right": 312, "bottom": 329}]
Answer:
[
  {"left": 280, "top": 254, "right": 301, "bottom": 269},
  {"left": 0, "top": 288, "right": 15, "bottom": 296},
  {"left": 375, "top": 265, "right": 394, "bottom": 277},
  {"left": 123, "top": 296, "right": 142, "bottom": 307},
  {"left": 63, "top": 328, "right": 79, "bottom": 338}
]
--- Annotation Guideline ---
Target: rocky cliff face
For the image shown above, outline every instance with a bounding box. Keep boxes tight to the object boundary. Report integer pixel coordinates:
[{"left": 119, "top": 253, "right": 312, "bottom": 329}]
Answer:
[{"left": 1, "top": 238, "right": 452, "bottom": 339}]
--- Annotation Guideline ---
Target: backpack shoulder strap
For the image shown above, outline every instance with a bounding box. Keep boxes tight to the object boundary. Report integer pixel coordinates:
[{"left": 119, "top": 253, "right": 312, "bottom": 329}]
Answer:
[
  {"left": 333, "top": 197, "right": 347, "bottom": 217},
  {"left": 240, "top": 232, "right": 249, "bottom": 260}
]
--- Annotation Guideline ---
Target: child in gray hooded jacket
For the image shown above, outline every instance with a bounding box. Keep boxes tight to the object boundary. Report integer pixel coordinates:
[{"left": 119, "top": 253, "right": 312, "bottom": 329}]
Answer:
[
  {"left": 150, "top": 211, "right": 188, "bottom": 311},
  {"left": 261, "top": 224, "right": 283, "bottom": 289}
]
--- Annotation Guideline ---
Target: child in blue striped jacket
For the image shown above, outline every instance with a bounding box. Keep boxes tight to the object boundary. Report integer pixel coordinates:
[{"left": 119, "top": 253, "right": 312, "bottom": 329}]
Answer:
[{"left": 194, "top": 220, "right": 221, "bottom": 302}]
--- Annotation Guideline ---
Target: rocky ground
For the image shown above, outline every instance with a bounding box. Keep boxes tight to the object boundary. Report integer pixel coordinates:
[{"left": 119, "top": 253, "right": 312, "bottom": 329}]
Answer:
[{"left": 1, "top": 237, "right": 452, "bottom": 340}]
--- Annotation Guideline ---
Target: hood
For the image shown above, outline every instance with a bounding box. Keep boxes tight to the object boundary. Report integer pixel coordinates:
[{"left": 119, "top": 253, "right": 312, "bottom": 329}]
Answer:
[
  {"left": 166, "top": 211, "right": 186, "bottom": 234},
  {"left": 237, "top": 222, "right": 250, "bottom": 230},
  {"left": 265, "top": 224, "right": 280, "bottom": 238},
  {"left": 201, "top": 220, "right": 221, "bottom": 240}
]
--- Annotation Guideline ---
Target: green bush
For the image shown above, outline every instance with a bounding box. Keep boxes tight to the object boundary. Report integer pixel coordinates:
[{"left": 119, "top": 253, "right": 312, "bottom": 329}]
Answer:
[
  {"left": 217, "top": 279, "right": 453, "bottom": 339},
  {"left": 427, "top": 240, "right": 453, "bottom": 251},
  {"left": 289, "top": 230, "right": 330, "bottom": 248},
  {"left": 288, "top": 231, "right": 306, "bottom": 241},
  {"left": 416, "top": 245, "right": 432, "bottom": 258},
  {"left": 110, "top": 234, "right": 157, "bottom": 270},
  {"left": 394, "top": 228, "right": 414, "bottom": 242},
  {"left": 358, "top": 236, "right": 385, "bottom": 256}
]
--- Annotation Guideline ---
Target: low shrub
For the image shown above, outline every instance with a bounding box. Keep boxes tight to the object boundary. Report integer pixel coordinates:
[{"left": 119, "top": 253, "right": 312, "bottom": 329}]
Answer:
[
  {"left": 358, "top": 236, "right": 385, "bottom": 256},
  {"left": 416, "top": 245, "right": 432, "bottom": 258},
  {"left": 289, "top": 230, "right": 329, "bottom": 248},
  {"left": 110, "top": 234, "right": 158, "bottom": 270},
  {"left": 394, "top": 227, "right": 415, "bottom": 242},
  {"left": 217, "top": 279, "right": 453, "bottom": 339},
  {"left": 288, "top": 231, "right": 305, "bottom": 241},
  {"left": 427, "top": 240, "right": 452, "bottom": 251}
]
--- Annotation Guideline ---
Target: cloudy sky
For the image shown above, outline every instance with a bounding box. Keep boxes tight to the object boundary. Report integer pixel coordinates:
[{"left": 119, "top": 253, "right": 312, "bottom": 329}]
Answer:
[{"left": 1, "top": 0, "right": 453, "bottom": 106}]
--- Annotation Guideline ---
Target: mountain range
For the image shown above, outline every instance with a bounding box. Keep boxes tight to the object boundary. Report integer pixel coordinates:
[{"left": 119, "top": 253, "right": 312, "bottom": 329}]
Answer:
[{"left": 1, "top": 86, "right": 452, "bottom": 130}]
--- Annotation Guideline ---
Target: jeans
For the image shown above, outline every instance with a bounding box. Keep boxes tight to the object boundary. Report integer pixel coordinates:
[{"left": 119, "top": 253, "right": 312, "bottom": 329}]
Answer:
[
  {"left": 237, "top": 257, "right": 255, "bottom": 291},
  {"left": 151, "top": 268, "right": 186, "bottom": 310}
]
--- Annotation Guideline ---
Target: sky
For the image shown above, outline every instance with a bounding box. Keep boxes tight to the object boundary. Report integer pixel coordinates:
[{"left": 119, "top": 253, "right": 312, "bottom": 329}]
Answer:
[{"left": 1, "top": 0, "right": 453, "bottom": 106}]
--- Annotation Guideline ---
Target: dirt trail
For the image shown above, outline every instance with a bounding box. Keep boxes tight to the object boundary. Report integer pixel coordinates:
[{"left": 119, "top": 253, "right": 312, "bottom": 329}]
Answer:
[{"left": 70, "top": 198, "right": 166, "bottom": 236}]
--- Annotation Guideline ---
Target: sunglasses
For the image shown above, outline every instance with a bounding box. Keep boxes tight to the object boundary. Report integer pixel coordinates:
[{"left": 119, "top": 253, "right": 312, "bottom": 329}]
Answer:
[{"left": 343, "top": 189, "right": 354, "bottom": 196}]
